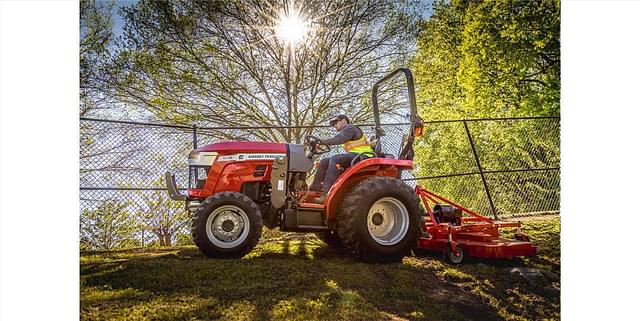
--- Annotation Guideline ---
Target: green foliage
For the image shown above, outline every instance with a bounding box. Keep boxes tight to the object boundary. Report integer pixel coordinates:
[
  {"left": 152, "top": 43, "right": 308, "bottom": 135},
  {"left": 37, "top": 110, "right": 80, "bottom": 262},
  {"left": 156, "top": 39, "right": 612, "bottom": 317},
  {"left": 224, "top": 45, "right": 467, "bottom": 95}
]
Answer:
[
  {"left": 412, "top": 118, "right": 560, "bottom": 217},
  {"left": 81, "top": 216, "right": 560, "bottom": 321},
  {"left": 467, "top": 120, "right": 560, "bottom": 216},
  {"left": 136, "top": 187, "right": 190, "bottom": 247},
  {"left": 412, "top": 0, "right": 560, "bottom": 119},
  {"left": 80, "top": 0, "right": 116, "bottom": 116},
  {"left": 458, "top": 0, "right": 560, "bottom": 117},
  {"left": 411, "top": 1, "right": 560, "bottom": 216},
  {"left": 80, "top": 199, "right": 136, "bottom": 250},
  {"left": 174, "top": 232, "right": 194, "bottom": 246},
  {"left": 79, "top": 187, "right": 192, "bottom": 250}
]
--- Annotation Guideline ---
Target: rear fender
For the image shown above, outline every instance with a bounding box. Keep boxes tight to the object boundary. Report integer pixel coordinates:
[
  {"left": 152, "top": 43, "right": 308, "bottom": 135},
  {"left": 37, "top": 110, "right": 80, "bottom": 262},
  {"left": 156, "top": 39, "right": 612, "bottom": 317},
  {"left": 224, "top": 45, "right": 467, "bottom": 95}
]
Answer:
[{"left": 325, "top": 158, "right": 413, "bottom": 220}]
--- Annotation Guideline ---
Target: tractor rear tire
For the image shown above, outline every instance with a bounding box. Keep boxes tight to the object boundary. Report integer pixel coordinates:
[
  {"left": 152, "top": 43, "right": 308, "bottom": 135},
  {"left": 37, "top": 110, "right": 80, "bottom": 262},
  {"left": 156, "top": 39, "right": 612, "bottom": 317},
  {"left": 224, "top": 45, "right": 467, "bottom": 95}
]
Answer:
[
  {"left": 337, "top": 176, "right": 422, "bottom": 262},
  {"left": 315, "top": 230, "right": 343, "bottom": 248},
  {"left": 191, "top": 192, "right": 263, "bottom": 258}
]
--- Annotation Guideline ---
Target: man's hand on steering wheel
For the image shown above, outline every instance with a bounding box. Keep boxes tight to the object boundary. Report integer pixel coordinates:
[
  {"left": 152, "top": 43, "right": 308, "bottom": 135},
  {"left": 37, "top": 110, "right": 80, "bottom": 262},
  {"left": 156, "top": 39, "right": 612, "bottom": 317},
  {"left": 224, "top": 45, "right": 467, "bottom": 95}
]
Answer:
[{"left": 305, "top": 135, "right": 331, "bottom": 155}]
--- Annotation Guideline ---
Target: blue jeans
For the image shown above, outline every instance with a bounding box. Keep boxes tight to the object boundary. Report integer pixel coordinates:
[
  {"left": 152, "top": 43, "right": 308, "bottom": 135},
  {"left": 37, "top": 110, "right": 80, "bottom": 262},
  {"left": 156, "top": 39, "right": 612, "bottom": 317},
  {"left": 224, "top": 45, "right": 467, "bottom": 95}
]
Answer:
[{"left": 309, "top": 153, "right": 359, "bottom": 193}]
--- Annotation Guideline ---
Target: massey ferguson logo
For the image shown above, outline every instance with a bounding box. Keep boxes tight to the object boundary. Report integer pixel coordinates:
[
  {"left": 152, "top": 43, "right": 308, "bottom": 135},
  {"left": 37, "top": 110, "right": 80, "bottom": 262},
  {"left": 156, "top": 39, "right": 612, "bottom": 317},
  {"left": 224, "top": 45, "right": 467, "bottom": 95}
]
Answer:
[{"left": 219, "top": 153, "right": 285, "bottom": 161}]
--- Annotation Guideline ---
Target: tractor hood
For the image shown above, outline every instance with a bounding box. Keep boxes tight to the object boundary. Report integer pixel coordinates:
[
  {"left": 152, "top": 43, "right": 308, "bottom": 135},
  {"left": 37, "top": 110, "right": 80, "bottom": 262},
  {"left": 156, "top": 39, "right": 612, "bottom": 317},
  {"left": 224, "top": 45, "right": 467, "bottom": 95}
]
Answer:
[{"left": 194, "top": 141, "right": 287, "bottom": 154}]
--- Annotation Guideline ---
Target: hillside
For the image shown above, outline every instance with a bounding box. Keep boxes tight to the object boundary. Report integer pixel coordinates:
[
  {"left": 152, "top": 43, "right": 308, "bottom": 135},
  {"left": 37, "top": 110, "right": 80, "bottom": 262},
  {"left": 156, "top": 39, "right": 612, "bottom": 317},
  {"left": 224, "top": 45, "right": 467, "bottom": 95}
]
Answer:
[{"left": 80, "top": 216, "right": 559, "bottom": 321}]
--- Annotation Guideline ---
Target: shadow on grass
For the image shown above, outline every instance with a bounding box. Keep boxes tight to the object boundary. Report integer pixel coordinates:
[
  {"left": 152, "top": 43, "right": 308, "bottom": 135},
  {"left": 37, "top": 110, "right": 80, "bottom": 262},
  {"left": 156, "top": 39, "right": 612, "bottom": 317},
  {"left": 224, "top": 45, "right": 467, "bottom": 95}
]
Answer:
[{"left": 81, "top": 218, "right": 560, "bottom": 321}]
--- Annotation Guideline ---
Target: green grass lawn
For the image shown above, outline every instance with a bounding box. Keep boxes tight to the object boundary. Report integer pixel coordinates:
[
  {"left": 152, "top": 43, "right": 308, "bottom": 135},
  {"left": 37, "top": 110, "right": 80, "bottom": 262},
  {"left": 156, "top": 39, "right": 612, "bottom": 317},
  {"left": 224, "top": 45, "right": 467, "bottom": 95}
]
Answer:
[{"left": 80, "top": 216, "right": 560, "bottom": 321}]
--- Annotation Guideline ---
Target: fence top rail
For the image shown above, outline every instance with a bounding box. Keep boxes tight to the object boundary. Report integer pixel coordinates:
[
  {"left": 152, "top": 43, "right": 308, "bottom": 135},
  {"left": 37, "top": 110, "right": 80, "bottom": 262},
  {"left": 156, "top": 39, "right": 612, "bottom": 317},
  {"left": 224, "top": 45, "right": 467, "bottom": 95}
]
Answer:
[
  {"left": 80, "top": 117, "right": 193, "bottom": 129},
  {"left": 80, "top": 117, "right": 411, "bottom": 130},
  {"left": 423, "top": 116, "right": 560, "bottom": 124},
  {"left": 80, "top": 115, "right": 560, "bottom": 130},
  {"left": 197, "top": 123, "right": 411, "bottom": 130}
]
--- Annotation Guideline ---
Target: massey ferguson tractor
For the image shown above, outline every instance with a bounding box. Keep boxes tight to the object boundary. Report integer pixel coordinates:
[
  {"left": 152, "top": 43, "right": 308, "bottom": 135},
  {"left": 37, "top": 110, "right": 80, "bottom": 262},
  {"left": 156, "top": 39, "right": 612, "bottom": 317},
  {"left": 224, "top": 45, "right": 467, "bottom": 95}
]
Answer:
[{"left": 166, "top": 68, "right": 537, "bottom": 263}]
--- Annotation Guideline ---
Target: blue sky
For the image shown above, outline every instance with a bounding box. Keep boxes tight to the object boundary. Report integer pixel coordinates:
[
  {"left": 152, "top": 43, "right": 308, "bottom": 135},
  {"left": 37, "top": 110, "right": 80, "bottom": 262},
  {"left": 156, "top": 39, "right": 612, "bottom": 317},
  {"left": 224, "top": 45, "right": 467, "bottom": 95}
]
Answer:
[
  {"left": 108, "top": 0, "right": 433, "bottom": 40},
  {"left": 112, "top": 0, "right": 136, "bottom": 39}
]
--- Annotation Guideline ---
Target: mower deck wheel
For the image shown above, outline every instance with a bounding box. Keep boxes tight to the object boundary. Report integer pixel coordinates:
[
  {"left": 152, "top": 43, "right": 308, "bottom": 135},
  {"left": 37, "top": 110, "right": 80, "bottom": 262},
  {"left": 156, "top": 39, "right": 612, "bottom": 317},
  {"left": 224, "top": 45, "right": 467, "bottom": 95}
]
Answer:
[{"left": 445, "top": 244, "right": 464, "bottom": 264}]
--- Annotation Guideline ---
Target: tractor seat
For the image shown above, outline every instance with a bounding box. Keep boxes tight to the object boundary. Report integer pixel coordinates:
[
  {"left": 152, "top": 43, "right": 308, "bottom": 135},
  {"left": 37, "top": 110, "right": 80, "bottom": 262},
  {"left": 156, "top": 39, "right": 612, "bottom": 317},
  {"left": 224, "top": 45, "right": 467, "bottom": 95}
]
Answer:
[{"left": 371, "top": 137, "right": 396, "bottom": 159}]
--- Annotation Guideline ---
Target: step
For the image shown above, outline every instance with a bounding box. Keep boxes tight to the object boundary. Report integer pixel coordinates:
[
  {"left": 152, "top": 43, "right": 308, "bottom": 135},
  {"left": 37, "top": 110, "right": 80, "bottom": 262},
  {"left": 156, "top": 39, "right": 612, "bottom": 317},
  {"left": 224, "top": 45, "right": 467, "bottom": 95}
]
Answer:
[{"left": 298, "top": 202, "right": 324, "bottom": 210}]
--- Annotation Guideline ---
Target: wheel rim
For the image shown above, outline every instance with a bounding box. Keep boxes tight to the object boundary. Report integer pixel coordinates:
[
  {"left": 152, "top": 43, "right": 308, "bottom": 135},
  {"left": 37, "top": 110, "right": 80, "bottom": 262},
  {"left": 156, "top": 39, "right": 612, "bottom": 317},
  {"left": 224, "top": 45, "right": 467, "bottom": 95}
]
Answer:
[
  {"left": 205, "top": 205, "right": 250, "bottom": 249},
  {"left": 367, "top": 197, "right": 410, "bottom": 246}
]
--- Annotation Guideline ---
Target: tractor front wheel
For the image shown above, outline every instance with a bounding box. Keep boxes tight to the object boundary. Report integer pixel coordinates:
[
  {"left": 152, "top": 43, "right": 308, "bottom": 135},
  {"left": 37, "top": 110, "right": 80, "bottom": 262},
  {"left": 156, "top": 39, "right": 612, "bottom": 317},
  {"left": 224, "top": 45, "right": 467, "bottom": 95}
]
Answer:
[
  {"left": 192, "top": 192, "right": 262, "bottom": 258},
  {"left": 337, "top": 176, "right": 422, "bottom": 262}
]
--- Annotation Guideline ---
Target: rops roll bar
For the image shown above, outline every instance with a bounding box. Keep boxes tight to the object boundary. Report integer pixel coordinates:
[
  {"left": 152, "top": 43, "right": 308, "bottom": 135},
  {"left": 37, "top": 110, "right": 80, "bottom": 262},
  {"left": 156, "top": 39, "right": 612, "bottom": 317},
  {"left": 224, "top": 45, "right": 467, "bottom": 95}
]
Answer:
[{"left": 371, "top": 68, "right": 423, "bottom": 160}]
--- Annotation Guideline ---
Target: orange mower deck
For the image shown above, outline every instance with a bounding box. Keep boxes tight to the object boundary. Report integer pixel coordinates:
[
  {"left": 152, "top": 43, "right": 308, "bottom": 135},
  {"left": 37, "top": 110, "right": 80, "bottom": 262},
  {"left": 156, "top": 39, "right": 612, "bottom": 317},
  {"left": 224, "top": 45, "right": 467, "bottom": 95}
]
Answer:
[{"left": 415, "top": 186, "right": 537, "bottom": 262}]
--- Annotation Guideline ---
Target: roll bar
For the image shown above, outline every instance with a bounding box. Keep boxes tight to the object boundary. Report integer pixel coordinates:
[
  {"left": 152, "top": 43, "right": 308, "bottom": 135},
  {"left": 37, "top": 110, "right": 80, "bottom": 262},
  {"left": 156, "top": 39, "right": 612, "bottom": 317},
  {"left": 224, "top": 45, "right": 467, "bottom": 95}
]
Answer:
[{"left": 371, "top": 68, "right": 422, "bottom": 160}]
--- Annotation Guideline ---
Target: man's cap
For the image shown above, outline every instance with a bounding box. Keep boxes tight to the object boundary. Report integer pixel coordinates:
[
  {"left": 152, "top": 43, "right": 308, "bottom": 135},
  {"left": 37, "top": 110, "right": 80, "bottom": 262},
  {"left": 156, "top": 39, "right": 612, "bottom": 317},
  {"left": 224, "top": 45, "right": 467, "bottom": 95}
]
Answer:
[{"left": 329, "top": 114, "right": 350, "bottom": 126}]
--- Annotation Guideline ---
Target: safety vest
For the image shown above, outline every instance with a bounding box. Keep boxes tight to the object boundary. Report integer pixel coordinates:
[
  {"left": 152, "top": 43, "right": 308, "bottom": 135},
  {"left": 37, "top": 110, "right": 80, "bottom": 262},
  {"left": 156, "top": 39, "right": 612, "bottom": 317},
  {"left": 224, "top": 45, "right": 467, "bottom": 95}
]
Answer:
[{"left": 343, "top": 132, "right": 374, "bottom": 154}]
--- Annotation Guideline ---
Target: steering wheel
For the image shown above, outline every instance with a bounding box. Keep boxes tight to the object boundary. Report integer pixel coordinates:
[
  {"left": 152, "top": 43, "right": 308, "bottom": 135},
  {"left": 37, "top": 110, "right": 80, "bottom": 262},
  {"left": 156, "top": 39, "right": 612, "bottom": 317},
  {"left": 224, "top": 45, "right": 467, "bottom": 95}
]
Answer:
[{"left": 304, "top": 135, "right": 331, "bottom": 155}]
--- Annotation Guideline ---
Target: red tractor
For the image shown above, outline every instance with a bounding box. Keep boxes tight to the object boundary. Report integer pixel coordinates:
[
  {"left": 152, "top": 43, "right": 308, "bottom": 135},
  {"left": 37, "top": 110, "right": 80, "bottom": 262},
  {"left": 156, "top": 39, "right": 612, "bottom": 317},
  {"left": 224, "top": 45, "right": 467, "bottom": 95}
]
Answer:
[
  {"left": 166, "top": 68, "right": 426, "bottom": 262},
  {"left": 166, "top": 68, "right": 538, "bottom": 263}
]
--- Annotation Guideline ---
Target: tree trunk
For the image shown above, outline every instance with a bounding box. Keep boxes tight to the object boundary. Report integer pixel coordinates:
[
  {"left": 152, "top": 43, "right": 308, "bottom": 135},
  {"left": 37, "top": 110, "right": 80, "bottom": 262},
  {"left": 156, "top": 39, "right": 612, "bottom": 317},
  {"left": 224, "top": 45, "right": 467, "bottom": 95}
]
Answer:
[{"left": 163, "top": 234, "right": 172, "bottom": 247}]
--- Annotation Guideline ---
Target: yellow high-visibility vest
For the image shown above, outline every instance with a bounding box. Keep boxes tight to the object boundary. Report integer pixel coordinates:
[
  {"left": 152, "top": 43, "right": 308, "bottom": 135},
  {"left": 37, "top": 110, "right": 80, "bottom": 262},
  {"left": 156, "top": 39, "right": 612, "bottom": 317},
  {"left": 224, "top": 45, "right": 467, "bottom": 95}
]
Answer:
[{"left": 343, "top": 133, "right": 374, "bottom": 154}]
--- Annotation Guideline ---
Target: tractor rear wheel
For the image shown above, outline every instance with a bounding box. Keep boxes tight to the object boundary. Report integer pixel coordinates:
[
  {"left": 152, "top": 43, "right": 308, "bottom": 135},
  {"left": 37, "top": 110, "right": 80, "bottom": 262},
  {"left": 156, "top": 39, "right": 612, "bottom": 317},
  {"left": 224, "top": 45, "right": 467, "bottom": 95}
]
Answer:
[
  {"left": 337, "top": 176, "right": 422, "bottom": 262},
  {"left": 192, "top": 192, "right": 262, "bottom": 258}
]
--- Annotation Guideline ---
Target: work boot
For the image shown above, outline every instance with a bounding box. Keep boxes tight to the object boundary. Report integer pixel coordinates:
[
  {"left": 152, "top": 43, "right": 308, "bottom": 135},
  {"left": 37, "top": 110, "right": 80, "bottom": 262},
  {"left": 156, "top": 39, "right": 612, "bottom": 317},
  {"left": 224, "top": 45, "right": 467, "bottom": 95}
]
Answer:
[{"left": 313, "top": 193, "right": 327, "bottom": 204}]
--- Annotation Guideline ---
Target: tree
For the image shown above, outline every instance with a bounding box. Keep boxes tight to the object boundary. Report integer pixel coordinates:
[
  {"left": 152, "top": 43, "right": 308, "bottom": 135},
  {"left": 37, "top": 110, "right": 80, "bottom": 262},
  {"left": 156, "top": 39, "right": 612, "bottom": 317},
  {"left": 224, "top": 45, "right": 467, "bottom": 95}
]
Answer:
[
  {"left": 458, "top": 0, "right": 560, "bottom": 117},
  {"left": 136, "top": 188, "right": 190, "bottom": 247},
  {"left": 410, "top": 0, "right": 560, "bottom": 216},
  {"left": 413, "top": 0, "right": 560, "bottom": 119},
  {"left": 80, "top": 0, "right": 117, "bottom": 117},
  {"left": 111, "top": 0, "right": 421, "bottom": 142},
  {"left": 80, "top": 199, "right": 136, "bottom": 250},
  {"left": 412, "top": 0, "right": 466, "bottom": 119}
]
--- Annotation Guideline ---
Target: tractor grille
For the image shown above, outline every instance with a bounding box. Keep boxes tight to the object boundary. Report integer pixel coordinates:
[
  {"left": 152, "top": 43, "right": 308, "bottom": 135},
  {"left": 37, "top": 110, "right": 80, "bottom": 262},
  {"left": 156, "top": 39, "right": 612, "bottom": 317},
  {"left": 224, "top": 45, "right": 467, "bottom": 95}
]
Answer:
[{"left": 189, "top": 165, "right": 211, "bottom": 189}]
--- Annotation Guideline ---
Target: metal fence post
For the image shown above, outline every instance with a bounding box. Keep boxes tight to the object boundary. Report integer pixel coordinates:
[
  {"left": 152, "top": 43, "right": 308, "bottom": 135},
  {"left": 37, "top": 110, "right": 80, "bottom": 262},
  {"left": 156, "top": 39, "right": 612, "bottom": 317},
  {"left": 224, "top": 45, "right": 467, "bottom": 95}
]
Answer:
[
  {"left": 192, "top": 123, "right": 198, "bottom": 149},
  {"left": 463, "top": 121, "right": 498, "bottom": 220},
  {"left": 191, "top": 123, "right": 198, "bottom": 185}
]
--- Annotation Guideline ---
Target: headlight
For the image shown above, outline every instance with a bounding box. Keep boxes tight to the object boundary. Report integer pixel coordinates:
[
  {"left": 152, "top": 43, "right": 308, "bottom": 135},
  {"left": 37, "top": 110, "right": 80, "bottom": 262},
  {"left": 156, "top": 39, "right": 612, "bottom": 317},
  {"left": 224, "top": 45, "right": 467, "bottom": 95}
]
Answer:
[{"left": 188, "top": 151, "right": 218, "bottom": 166}]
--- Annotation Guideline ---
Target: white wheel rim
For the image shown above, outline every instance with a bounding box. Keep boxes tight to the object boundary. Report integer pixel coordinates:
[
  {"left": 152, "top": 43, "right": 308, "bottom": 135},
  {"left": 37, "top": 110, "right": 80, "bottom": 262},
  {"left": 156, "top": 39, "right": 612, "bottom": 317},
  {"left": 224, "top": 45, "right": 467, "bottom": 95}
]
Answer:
[
  {"left": 367, "top": 197, "right": 410, "bottom": 246},
  {"left": 205, "top": 205, "right": 250, "bottom": 249}
]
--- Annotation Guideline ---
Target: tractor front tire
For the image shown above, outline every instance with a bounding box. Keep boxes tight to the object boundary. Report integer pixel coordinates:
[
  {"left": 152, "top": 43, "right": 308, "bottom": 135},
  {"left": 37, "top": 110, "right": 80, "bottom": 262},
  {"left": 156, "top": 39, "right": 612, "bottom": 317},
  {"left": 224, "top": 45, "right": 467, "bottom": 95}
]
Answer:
[
  {"left": 337, "top": 176, "right": 422, "bottom": 262},
  {"left": 192, "top": 192, "right": 263, "bottom": 258}
]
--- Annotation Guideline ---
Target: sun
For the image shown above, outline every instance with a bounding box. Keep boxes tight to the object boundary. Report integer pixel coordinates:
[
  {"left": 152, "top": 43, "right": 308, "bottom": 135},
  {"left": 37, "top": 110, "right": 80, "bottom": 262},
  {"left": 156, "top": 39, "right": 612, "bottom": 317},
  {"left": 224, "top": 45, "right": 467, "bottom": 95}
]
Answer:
[{"left": 275, "top": 7, "right": 309, "bottom": 45}]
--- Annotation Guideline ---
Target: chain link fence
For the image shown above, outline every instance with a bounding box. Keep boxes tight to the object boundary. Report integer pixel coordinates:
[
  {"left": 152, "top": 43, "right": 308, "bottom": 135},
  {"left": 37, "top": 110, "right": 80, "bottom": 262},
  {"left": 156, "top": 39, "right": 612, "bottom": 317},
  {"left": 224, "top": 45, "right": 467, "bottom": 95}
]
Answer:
[
  {"left": 410, "top": 117, "right": 560, "bottom": 219},
  {"left": 80, "top": 116, "right": 559, "bottom": 250}
]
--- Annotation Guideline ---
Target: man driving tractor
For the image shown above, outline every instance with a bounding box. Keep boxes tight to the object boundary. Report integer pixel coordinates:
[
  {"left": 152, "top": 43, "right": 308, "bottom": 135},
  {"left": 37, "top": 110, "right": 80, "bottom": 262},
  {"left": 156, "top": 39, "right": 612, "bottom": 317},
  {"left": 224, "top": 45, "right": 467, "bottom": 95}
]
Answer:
[{"left": 309, "top": 114, "right": 375, "bottom": 203}]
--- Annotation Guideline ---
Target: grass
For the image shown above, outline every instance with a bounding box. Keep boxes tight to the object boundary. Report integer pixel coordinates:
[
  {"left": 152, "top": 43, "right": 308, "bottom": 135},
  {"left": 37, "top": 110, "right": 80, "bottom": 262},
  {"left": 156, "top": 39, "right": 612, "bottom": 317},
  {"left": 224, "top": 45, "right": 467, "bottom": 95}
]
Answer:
[{"left": 80, "top": 216, "right": 560, "bottom": 321}]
